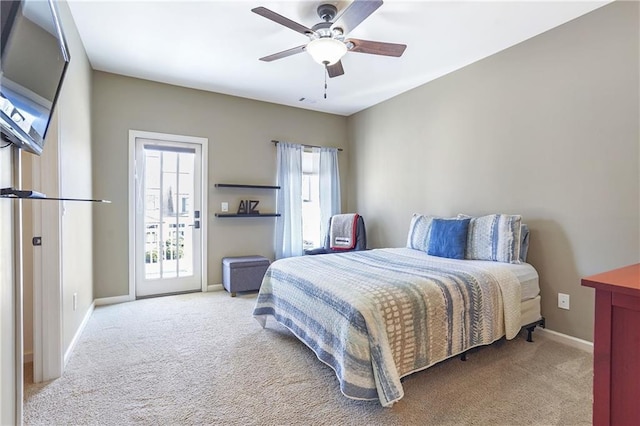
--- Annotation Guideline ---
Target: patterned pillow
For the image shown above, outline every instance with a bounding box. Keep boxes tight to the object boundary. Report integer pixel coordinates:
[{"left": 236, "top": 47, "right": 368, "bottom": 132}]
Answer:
[
  {"left": 457, "top": 214, "right": 522, "bottom": 263},
  {"left": 406, "top": 214, "right": 435, "bottom": 252}
]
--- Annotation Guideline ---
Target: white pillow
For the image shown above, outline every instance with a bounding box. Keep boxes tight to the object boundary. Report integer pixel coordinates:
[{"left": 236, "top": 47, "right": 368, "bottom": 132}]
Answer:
[
  {"left": 406, "top": 214, "right": 435, "bottom": 252},
  {"left": 457, "top": 214, "right": 522, "bottom": 263}
]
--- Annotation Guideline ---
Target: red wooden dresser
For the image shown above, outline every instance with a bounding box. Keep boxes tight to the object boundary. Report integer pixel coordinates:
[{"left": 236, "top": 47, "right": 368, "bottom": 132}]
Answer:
[{"left": 582, "top": 263, "right": 640, "bottom": 426}]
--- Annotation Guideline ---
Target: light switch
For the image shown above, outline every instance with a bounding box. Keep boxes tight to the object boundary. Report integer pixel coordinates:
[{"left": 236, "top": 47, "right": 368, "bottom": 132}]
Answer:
[{"left": 221, "top": 202, "right": 229, "bottom": 212}]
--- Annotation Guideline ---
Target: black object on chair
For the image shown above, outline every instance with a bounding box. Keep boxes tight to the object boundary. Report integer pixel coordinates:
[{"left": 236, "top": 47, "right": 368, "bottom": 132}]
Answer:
[{"left": 305, "top": 214, "right": 367, "bottom": 255}]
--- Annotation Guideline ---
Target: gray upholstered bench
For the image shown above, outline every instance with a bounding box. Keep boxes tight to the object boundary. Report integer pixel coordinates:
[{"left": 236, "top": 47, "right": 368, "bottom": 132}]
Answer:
[{"left": 222, "top": 255, "right": 270, "bottom": 297}]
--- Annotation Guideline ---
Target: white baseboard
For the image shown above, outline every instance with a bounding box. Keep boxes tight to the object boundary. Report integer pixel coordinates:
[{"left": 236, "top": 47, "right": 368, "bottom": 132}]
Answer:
[
  {"left": 64, "top": 301, "right": 95, "bottom": 366},
  {"left": 23, "top": 351, "right": 33, "bottom": 364},
  {"left": 95, "top": 294, "right": 133, "bottom": 306},
  {"left": 96, "top": 287, "right": 224, "bottom": 303},
  {"left": 537, "top": 328, "right": 593, "bottom": 353}
]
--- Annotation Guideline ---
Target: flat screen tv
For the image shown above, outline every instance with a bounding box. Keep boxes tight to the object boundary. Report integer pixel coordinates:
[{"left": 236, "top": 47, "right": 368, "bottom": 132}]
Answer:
[{"left": 0, "top": 0, "right": 69, "bottom": 156}]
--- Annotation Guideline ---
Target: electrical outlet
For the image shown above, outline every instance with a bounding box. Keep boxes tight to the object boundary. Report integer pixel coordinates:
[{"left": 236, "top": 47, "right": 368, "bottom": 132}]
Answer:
[
  {"left": 73, "top": 293, "right": 77, "bottom": 311},
  {"left": 558, "top": 293, "right": 570, "bottom": 310},
  {"left": 221, "top": 202, "right": 229, "bottom": 212}
]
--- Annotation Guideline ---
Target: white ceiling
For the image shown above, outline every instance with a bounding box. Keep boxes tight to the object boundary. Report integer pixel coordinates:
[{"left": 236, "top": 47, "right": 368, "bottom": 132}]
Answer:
[{"left": 67, "top": 0, "right": 610, "bottom": 116}]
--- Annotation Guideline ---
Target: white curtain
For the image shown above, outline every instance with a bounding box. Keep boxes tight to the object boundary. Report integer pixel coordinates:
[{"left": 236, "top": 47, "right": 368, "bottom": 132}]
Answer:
[
  {"left": 275, "top": 142, "right": 304, "bottom": 259},
  {"left": 318, "top": 146, "right": 341, "bottom": 241}
]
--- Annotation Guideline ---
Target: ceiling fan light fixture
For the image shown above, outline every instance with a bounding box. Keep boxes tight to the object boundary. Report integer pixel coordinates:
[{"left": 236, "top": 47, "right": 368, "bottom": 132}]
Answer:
[{"left": 306, "top": 38, "right": 347, "bottom": 65}]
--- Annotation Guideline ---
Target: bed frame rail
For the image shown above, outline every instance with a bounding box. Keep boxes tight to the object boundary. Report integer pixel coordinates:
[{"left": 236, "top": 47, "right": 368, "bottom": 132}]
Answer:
[{"left": 523, "top": 317, "right": 546, "bottom": 342}]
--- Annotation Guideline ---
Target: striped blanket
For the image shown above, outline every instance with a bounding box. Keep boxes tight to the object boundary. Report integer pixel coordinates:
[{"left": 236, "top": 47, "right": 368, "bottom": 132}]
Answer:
[{"left": 253, "top": 248, "right": 522, "bottom": 407}]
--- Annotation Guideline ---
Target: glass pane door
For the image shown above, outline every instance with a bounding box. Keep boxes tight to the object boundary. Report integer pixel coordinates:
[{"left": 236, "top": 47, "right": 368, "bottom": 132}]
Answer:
[{"left": 136, "top": 139, "right": 202, "bottom": 297}]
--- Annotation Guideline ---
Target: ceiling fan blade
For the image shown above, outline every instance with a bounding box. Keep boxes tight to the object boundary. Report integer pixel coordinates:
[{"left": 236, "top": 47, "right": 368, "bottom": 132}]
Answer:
[
  {"left": 252, "top": 7, "right": 314, "bottom": 36},
  {"left": 326, "top": 61, "right": 345, "bottom": 78},
  {"left": 330, "top": 0, "right": 383, "bottom": 35},
  {"left": 259, "top": 45, "right": 307, "bottom": 62},
  {"left": 346, "top": 39, "right": 407, "bottom": 57}
]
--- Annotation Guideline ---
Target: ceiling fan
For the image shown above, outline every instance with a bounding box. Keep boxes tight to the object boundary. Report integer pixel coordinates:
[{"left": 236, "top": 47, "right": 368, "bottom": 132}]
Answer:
[{"left": 252, "top": 0, "right": 407, "bottom": 78}]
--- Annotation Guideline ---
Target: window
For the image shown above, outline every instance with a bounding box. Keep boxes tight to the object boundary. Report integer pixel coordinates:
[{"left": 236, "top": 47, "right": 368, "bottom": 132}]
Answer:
[
  {"left": 275, "top": 142, "right": 340, "bottom": 259},
  {"left": 302, "top": 150, "right": 321, "bottom": 250}
]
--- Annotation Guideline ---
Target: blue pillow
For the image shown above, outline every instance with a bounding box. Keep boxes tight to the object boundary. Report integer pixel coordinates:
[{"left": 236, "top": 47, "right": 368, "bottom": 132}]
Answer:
[{"left": 427, "top": 218, "right": 471, "bottom": 259}]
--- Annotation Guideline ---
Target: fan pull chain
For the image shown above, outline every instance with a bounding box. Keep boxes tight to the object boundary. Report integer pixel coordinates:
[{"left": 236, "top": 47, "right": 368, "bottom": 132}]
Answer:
[
  {"left": 324, "top": 65, "right": 328, "bottom": 99},
  {"left": 324, "top": 62, "right": 329, "bottom": 99}
]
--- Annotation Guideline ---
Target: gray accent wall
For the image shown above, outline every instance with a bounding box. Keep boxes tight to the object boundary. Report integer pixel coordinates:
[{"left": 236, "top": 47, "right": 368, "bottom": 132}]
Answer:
[
  {"left": 347, "top": 1, "right": 639, "bottom": 341},
  {"left": 91, "top": 73, "right": 348, "bottom": 298}
]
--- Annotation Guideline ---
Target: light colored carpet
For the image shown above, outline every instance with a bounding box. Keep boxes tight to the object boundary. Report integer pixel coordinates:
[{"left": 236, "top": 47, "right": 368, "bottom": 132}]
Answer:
[{"left": 24, "top": 291, "right": 592, "bottom": 425}]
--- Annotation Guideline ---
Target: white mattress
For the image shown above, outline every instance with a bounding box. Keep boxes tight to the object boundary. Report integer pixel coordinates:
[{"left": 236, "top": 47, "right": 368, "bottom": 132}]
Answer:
[
  {"left": 520, "top": 296, "right": 542, "bottom": 326},
  {"left": 501, "top": 263, "right": 542, "bottom": 326},
  {"left": 499, "top": 262, "right": 540, "bottom": 301},
  {"left": 462, "top": 260, "right": 541, "bottom": 328}
]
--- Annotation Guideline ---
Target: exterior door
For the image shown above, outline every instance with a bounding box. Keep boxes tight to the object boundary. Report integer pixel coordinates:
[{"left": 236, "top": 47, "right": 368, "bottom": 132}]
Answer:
[{"left": 134, "top": 137, "right": 203, "bottom": 297}]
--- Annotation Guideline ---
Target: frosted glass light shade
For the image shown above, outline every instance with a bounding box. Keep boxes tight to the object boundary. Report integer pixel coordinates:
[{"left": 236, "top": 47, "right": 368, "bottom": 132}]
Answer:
[{"left": 306, "top": 38, "right": 347, "bottom": 65}]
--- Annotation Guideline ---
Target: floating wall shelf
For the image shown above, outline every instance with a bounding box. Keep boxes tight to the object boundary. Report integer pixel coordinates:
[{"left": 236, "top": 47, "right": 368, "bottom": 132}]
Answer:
[
  {"left": 214, "top": 183, "right": 280, "bottom": 217},
  {"left": 215, "top": 213, "right": 280, "bottom": 218},
  {"left": 214, "top": 183, "right": 280, "bottom": 190}
]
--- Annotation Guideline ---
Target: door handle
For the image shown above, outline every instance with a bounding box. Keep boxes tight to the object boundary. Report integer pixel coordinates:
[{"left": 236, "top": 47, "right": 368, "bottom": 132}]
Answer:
[{"left": 190, "top": 210, "right": 201, "bottom": 229}]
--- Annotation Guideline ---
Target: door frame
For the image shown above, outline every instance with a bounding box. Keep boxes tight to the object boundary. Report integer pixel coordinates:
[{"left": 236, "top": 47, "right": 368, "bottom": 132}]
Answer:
[{"left": 128, "top": 130, "right": 208, "bottom": 299}]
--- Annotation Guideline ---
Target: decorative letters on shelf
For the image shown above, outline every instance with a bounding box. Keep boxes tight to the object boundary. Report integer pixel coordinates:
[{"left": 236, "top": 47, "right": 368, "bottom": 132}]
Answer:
[
  {"left": 237, "top": 200, "right": 260, "bottom": 214},
  {"left": 214, "top": 183, "right": 279, "bottom": 217}
]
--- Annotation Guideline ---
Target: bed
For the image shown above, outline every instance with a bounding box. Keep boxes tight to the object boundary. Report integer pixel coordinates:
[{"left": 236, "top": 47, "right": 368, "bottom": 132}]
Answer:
[{"left": 253, "top": 247, "right": 542, "bottom": 407}]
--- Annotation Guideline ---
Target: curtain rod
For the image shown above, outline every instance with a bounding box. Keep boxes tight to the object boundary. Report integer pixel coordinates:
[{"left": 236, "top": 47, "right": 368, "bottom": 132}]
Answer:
[{"left": 271, "top": 140, "right": 343, "bottom": 152}]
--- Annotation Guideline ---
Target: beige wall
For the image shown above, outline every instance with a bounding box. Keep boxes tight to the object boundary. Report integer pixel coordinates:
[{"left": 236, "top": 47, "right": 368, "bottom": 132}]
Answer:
[
  {"left": 56, "top": 1, "right": 95, "bottom": 354},
  {"left": 347, "top": 1, "right": 639, "bottom": 341},
  {"left": 22, "top": 155, "right": 33, "bottom": 362},
  {"left": 91, "top": 72, "right": 348, "bottom": 298},
  {"left": 21, "top": 0, "right": 95, "bottom": 362}
]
